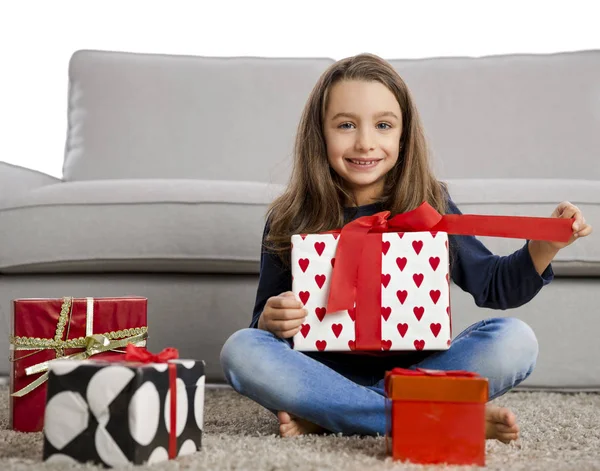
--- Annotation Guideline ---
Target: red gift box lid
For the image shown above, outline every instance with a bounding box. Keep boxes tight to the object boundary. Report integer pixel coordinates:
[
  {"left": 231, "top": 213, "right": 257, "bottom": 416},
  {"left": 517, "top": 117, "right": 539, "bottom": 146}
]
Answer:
[{"left": 385, "top": 368, "right": 488, "bottom": 403}]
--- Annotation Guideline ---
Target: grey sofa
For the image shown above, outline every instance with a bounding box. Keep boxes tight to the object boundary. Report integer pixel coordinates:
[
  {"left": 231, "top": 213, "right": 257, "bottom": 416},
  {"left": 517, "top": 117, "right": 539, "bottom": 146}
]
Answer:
[{"left": 1, "top": 49, "right": 598, "bottom": 388}]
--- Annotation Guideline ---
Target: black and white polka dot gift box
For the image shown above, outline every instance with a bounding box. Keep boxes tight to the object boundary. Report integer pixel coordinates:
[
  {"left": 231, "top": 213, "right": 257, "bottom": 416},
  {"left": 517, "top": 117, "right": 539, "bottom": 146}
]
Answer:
[{"left": 42, "top": 355, "right": 205, "bottom": 467}]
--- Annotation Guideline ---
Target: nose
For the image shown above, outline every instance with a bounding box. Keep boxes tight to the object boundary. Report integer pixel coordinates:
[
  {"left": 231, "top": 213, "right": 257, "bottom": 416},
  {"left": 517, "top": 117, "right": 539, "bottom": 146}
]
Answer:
[{"left": 355, "top": 127, "right": 375, "bottom": 152}]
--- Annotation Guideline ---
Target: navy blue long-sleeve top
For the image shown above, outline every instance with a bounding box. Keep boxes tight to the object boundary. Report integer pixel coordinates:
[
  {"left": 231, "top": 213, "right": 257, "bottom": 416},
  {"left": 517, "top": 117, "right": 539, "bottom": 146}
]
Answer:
[{"left": 250, "top": 199, "right": 553, "bottom": 331}]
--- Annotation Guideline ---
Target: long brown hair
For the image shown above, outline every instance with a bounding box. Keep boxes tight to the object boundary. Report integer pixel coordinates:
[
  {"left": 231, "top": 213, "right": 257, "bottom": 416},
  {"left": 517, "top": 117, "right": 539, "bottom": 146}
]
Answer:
[{"left": 265, "top": 53, "right": 448, "bottom": 265}]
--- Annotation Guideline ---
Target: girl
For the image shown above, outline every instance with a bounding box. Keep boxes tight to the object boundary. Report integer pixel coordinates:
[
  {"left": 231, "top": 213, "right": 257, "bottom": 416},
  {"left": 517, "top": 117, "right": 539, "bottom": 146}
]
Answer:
[{"left": 220, "top": 53, "right": 592, "bottom": 443}]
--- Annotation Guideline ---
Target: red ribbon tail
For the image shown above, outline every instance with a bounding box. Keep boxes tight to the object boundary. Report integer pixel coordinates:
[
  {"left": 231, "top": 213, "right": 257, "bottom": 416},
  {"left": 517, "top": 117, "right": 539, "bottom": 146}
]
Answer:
[
  {"left": 437, "top": 214, "right": 573, "bottom": 242},
  {"left": 168, "top": 363, "right": 177, "bottom": 459}
]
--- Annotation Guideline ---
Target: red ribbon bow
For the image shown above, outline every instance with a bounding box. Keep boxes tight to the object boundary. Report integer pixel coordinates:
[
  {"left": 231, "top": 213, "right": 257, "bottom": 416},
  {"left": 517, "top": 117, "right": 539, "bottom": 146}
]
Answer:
[
  {"left": 323, "top": 202, "right": 573, "bottom": 350},
  {"left": 125, "top": 344, "right": 179, "bottom": 363},
  {"left": 125, "top": 344, "right": 180, "bottom": 459}
]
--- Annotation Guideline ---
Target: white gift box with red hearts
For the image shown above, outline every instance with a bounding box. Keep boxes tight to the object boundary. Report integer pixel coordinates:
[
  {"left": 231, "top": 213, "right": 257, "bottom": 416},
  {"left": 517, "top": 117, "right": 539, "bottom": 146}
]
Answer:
[{"left": 291, "top": 231, "right": 452, "bottom": 352}]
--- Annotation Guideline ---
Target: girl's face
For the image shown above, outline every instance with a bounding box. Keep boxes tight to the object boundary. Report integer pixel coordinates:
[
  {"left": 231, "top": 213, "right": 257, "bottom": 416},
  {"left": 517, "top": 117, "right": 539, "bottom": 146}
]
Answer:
[{"left": 323, "top": 80, "right": 402, "bottom": 206}]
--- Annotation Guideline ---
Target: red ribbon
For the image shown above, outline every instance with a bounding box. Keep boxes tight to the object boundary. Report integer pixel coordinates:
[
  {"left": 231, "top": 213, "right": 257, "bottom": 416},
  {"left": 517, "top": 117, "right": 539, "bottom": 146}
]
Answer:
[
  {"left": 125, "top": 345, "right": 179, "bottom": 459},
  {"left": 390, "top": 367, "right": 480, "bottom": 377},
  {"left": 384, "top": 367, "right": 480, "bottom": 395},
  {"left": 124, "top": 344, "right": 179, "bottom": 363},
  {"left": 325, "top": 202, "right": 573, "bottom": 350}
]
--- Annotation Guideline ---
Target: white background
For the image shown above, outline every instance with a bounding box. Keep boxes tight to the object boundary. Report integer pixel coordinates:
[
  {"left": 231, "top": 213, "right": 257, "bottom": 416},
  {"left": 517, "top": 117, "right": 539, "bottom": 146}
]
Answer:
[{"left": 1, "top": 0, "right": 599, "bottom": 178}]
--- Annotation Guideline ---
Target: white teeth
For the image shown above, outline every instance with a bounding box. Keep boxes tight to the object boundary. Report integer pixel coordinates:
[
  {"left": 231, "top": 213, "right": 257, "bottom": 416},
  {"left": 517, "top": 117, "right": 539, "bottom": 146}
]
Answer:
[{"left": 349, "top": 160, "right": 377, "bottom": 165}]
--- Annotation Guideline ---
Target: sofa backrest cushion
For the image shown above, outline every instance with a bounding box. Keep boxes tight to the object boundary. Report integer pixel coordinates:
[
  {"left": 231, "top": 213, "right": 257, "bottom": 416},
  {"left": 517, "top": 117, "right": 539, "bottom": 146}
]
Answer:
[
  {"left": 388, "top": 50, "right": 600, "bottom": 179},
  {"left": 63, "top": 50, "right": 333, "bottom": 183}
]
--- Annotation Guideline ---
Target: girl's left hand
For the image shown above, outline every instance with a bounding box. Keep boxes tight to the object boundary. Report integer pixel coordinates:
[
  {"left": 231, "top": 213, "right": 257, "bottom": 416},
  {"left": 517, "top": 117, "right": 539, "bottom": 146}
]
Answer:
[{"left": 547, "top": 201, "right": 592, "bottom": 250}]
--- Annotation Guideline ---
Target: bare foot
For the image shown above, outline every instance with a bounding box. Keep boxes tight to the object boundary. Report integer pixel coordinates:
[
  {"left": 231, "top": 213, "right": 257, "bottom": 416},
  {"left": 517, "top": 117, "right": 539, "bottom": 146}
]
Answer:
[
  {"left": 277, "top": 411, "right": 327, "bottom": 437},
  {"left": 486, "top": 405, "right": 519, "bottom": 443}
]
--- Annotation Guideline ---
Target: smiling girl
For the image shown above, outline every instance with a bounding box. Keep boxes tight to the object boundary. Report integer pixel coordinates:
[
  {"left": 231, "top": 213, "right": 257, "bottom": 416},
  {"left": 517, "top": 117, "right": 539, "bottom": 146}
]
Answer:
[{"left": 220, "top": 53, "right": 592, "bottom": 443}]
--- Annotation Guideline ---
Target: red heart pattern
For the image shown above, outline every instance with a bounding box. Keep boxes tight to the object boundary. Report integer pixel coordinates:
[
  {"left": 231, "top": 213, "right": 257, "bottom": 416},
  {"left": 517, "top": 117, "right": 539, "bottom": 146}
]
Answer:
[
  {"left": 299, "top": 291, "right": 310, "bottom": 305},
  {"left": 413, "top": 273, "right": 424, "bottom": 287},
  {"left": 397, "top": 323, "right": 408, "bottom": 337},
  {"left": 301, "top": 324, "right": 310, "bottom": 338},
  {"left": 299, "top": 258, "right": 310, "bottom": 272},
  {"left": 381, "top": 274, "right": 391, "bottom": 288},
  {"left": 332, "top": 324, "right": 343, "bottom": 338},
  {"left": 291, "top": 232, "right": 450, "bottom": 352},
  {"left": 315, "top": 274, "right": 326, "bottom": 289}
]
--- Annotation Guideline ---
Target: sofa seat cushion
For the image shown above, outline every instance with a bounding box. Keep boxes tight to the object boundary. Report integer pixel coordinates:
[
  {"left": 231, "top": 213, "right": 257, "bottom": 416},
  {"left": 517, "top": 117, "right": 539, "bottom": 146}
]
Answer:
[
  {"left": 0, "top": 179, "right": 284, "bottom": 274},
  {"left": 1, "top": 178, "right": 596, "bottom": 276},
  {"left": 446, "top": 179, "right": 600, "bottom": 276}
]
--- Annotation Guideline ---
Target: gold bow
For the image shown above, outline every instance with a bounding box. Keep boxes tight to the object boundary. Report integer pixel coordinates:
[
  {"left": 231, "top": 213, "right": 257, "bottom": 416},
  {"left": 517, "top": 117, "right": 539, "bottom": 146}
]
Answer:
[{"left": 10, "top": 297, "right": 148, "bottom": 397}]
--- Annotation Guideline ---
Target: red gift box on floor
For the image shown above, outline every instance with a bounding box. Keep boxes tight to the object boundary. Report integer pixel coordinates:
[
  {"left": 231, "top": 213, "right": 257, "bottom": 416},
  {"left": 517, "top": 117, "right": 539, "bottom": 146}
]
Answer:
[
  {"left": 385, "top": 367, "right": 488, "bottom": 466},
  {"left": 9, "top": 296, "right": 148, "bottom": 432}
]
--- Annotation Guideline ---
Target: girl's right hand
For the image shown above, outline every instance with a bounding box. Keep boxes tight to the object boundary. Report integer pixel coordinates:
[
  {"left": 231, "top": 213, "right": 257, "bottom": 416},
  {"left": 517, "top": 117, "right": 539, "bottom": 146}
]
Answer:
[{"left": 258, "top": 291, "right": 308, "bottom": 339}]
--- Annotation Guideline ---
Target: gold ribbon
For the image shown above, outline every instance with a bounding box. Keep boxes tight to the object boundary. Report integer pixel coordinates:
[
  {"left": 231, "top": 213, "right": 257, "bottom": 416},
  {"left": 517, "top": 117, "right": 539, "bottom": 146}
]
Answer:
[{"left": 10, "top": 297, "right": 148, "bottom": 397}]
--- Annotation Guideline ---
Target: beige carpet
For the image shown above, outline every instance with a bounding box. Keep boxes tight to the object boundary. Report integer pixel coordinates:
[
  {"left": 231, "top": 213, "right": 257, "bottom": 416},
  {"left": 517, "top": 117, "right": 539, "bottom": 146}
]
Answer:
[{"left": 1, "top": 385, "right": 600, "bottom": 470}]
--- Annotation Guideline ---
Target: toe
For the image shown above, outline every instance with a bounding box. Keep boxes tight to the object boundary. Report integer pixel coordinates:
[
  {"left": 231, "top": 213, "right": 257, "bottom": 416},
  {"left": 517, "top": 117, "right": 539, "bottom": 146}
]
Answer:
[
  {"left": 501, "top": 409, "right": 517, "bottom": 427},
  {"left": 277, "top": 411, "right": 293, "bottom": 425},
  {"left": 279, "top": 423, "right": 295, "bottom": 437},
  {"left": 498, "top": 432, "right": 519, "bottom": 444},
  {"left": 495, "top": 422, "right": 520, "bottom": 434}
]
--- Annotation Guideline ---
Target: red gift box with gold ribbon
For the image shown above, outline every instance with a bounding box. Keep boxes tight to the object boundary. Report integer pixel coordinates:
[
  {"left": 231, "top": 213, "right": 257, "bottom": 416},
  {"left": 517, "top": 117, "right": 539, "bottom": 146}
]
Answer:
[
  {"left": 292, "top": 202, "right": 572, "bottom": 352},
  {"left": 9, "top": 296, "right": 148, "bottom": 432},
  {"left": 385, "top": 367, "right": 488, "bottom": 466}
]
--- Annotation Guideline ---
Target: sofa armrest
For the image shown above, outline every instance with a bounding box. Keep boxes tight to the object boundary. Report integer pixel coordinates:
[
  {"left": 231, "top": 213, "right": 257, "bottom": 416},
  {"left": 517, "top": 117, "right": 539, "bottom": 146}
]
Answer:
[{"left": 0, "top": 161, "right": 62, "bottom": 203}]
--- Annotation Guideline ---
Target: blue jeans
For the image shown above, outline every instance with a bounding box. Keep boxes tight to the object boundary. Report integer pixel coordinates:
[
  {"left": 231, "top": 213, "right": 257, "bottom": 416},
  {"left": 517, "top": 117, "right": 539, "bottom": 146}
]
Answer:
[{"left": 220, "top": 317, "right": 538, "bottom": 436}]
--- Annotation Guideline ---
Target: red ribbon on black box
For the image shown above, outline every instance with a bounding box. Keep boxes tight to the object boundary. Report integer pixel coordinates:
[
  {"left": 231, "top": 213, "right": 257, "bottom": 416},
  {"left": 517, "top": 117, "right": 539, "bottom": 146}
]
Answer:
[
  {"left": 323, "top": 202, "right": 573, "bottom": 350},
  {"left": 124, "top": 345, "right": 179, "bottom": 459}
]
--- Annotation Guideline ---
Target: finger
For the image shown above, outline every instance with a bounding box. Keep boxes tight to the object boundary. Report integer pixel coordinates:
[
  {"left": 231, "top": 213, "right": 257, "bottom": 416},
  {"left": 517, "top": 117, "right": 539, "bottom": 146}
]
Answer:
[
  {"left": 272, "top": 319, "right": 305, "bottom": 334},
  {"left": 560, "top": 206, "right": 579, "bottom": 220},
  {"left": 575, "top": 225, "right": 593, "bottom": 238},
  {"left": 268, "top": 296, "right": 303, "bottom": 309},
  {"left": 569, "top": 210, "right": 584, "bottom": 230},
  {"left": 267, "top": 308, "right": 308, "bottom": 321},
  {"left": 278, "top": 327, "right": 302, "bottom": 339},
  {"left": 554, "top": 201, "right": 572, "bottom": 216}
]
